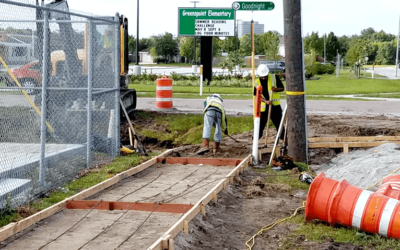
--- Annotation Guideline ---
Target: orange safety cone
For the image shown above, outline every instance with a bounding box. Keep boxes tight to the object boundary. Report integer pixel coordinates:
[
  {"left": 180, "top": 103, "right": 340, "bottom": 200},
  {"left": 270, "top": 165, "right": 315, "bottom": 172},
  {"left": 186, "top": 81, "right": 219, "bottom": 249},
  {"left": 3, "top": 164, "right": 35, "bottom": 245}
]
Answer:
[
  {"left": 306, "top": 173, "right": 400, "bottom": 239},
  {"left": 305, "top": 172, "right": 339, "bottom": 222},
  {"left": 376, "top": 175, "right": 400, "bottom": 200}
]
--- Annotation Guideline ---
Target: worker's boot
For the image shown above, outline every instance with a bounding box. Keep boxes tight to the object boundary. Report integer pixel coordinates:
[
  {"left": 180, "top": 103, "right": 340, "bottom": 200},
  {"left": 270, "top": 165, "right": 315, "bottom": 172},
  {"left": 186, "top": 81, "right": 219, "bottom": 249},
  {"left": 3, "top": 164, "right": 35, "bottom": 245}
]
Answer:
[
  {"left": 213, "top": 141, "right": 220, "bottom": 154},
  {"left": 196, "top": 139, "right": 210, "bottom": 155}
]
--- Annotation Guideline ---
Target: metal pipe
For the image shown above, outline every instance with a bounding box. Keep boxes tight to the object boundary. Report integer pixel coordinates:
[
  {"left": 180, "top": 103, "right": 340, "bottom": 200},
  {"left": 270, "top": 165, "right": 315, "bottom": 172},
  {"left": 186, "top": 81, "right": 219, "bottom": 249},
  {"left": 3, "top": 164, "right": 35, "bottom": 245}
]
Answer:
[
  {"left": 0, "top": 0, "right": 117, "bottom": 23},
  {"left": 39, "top": 8, "right": 50, "bottom": 186},
  {"left": 136, "top": 0, "right": 139, "bottom": 65},
  {"left": 86, "top": 20, "right": 93, "bottom": 168},
  {"left": 114, "top": 13, "right": 121, "bottom": 157},
  {"left": 396, "top": 14, "right": 399, "bottom": 78},
  {"left": 0, "top": 87, "right": 118, "bottom": 91}
]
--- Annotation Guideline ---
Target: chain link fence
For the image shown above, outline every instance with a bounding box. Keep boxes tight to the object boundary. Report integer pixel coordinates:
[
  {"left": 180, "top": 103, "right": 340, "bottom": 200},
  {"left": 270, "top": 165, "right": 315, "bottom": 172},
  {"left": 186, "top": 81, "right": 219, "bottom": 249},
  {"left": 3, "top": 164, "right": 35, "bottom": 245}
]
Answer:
[{"left": 0, "top": 0, "right": 121, "bottom": 209}]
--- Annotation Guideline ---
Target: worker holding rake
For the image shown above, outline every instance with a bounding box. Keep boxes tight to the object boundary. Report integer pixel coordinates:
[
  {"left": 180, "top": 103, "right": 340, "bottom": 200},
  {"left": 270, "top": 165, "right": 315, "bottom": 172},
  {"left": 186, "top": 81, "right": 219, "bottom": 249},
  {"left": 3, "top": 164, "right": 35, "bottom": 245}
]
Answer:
[
  {"left": 256, "top": 64, "right": 285, "bottom": 141},
  {"left": 197, "top": 94, "right": 228, "bottom": 155}
]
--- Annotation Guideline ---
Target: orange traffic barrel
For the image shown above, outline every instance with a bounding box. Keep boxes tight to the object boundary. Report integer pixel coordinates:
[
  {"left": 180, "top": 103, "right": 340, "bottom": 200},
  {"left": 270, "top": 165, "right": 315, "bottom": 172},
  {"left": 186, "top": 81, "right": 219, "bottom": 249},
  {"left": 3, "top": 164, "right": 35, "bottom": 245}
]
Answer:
[
  {"left": 305, "top": 172, "right": 339, "bottom": 222},
  {"left": 156, "top": 76, "right": 173, "bottom": 109},
  {"left": 376, "top": 175, "right": 400, "bottom": 200},
  {"left": 306, "top": 173, "right": 400, "bottom": 239}
]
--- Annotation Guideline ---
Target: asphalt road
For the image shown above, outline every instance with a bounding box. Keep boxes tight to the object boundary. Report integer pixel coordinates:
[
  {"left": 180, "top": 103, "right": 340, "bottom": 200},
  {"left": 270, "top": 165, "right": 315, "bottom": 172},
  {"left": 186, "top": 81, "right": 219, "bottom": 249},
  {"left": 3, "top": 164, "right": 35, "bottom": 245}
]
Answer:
[
  {"left": 138, "top": 97, "right": 400, "bottom": 117},
  {"left": 367, "top": 67, "right": 400, "bottom": 79}
]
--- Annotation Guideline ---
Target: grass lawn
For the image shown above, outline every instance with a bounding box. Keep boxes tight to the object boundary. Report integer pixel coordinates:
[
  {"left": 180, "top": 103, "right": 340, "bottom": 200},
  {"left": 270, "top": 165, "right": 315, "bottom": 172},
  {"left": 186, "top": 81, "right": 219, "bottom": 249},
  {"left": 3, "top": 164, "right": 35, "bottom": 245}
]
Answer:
[
  {"left": 130, "top": 69, "right": 400, "bottom": 99},
  {"left": 134, "top": 111, "right": 254, "bottom": 144}
]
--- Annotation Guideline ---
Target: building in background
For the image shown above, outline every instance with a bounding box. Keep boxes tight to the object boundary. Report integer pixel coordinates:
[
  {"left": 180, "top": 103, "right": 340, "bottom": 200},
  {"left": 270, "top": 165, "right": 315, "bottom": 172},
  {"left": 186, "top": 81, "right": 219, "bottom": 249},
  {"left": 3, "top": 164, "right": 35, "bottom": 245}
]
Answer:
[{"left": 237, "top": 20, "right": 264, "bottom": 38}]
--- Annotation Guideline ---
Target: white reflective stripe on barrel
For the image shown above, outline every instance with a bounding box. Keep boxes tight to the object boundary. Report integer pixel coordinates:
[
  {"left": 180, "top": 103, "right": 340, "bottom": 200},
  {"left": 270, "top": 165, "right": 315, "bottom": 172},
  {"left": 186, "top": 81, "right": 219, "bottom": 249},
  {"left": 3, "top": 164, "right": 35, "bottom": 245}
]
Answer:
[
  {"left": 156, "top": 98, "right": 173, "bottom": 102},
  {"left": 352, "top": 190, "right": 373, "bottom": 229},
  {"left": 379, "top": 198, "right": 398, "bottom": 237},
  {"left": 156, "top": 86, "right": 173, "bottom": 91}
]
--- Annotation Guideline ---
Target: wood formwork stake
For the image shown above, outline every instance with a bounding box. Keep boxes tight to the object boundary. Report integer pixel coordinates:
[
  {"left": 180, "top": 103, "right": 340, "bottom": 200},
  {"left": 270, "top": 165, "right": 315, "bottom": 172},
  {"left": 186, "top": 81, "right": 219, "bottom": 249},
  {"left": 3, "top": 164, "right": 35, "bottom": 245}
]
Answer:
[
  {"left": 201, "top": 203, "right": 206, "bottom": 217},
  {"left": 129, "top": 127, "right": 133, "bottom": 147},
  {"left": 169, "top": 239, "right": 174, "bottom": 250},
  {"left": 212, "top": 191, "right": 218, "bottom": 202},
  {"left": 162, "top": 239, "right": 168, "bottom": 249},
  {"left": 343, "top": 143, "right": 349, "bottom": 154},
  {"left": 223, "top": 182, "right": 227, "bottom": 191},
  {"left": 183, "top": 221, "right": 189, "bottom": 235},
  {"left": 229, "top": 176, "right": 234, "bottom": 184}
]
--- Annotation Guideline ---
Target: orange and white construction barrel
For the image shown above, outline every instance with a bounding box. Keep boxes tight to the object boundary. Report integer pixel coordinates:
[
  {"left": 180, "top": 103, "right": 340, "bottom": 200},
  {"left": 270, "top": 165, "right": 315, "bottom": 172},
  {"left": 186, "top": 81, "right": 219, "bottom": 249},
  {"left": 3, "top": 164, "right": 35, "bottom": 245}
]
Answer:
[{"left": 156, "top": 76, "right": 173, "bottom": 109}]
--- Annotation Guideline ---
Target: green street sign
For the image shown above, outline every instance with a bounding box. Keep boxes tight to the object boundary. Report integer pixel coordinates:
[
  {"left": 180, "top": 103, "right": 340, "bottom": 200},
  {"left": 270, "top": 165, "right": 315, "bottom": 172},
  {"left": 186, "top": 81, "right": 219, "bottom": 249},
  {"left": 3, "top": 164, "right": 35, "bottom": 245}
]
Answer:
[
  {"left": 178, "top": 8, "right": 235, "bottom": 37},
  {"left": 232, "top": 1, "right": 275, "bottom": 11}
]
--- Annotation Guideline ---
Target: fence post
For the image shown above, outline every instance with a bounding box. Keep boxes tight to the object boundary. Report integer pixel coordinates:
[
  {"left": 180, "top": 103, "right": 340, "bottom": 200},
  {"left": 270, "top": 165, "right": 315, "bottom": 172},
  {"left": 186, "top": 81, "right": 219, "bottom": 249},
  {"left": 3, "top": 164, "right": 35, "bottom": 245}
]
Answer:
[
  {"left": 39, "top": 8, "right": 50, "bottom": 186},
  {"left": 114, "top": 13, "right": 121, "bottom": 157},
  {"left": 86, "top": 20, "right": 93, "bottom": 168}
]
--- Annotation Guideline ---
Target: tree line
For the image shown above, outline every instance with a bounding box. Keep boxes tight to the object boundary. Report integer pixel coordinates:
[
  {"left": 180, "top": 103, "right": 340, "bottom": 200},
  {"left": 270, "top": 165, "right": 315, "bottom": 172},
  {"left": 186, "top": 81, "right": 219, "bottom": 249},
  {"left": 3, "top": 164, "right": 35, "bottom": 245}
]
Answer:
[{"left": 128, "top": 27, "right": 398, "bottom": 66}]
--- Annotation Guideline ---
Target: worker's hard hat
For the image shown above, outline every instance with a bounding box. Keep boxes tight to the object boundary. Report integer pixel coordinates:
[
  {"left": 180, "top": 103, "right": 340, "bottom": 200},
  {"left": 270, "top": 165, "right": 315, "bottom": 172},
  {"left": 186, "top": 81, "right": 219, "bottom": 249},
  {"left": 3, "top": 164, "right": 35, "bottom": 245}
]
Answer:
[{"left": 257, "top": 64, "right": 269, "bottom": 77}]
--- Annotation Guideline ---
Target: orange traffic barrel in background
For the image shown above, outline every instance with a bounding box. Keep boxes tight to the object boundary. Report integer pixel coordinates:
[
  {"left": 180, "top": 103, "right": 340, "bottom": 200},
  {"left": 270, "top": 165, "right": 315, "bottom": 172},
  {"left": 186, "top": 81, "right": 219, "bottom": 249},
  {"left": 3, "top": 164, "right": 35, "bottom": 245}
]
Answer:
[
  {"left": 376, "top": 175, "right": 400, "bottom": 200},
  {"left": 306, "top": 172, "right": 400, "bottom": 239},
  {"left": 156, "top": 76, "right": 173, "bottom": 109}
]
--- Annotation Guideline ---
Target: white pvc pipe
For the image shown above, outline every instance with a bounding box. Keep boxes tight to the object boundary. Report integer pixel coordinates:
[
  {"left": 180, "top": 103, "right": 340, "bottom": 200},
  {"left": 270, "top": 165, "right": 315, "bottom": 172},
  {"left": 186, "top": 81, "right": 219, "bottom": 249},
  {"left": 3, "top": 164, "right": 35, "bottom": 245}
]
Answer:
[
  {"left": 252, "top": 117, "right": 260, "bottom": 164},
  {"left": 200, "top": 65, "right": 203, "bottom": 96}
]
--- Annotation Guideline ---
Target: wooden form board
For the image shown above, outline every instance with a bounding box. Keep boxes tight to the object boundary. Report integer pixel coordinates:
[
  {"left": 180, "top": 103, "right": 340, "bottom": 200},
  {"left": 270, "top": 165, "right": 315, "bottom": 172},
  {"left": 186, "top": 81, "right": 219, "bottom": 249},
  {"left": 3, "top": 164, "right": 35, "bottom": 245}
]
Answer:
[
  {"left": 66, "top": 201, "right": 193, "bottom": 214},
  {"left": 0, "top": 149, "right": 174, "bottom": 243},
  {"left": 147, "top": 154, "right": 252, "bottom": 250},
  {"left": 309, "top": 141, "right": 400, "bottom": 149},
  {"left": 308, "top": 136, "right": 400, "bottom": 143},
  {"left": 308, "top": 136, "right": 400, "bottom": 153},
  {"left": 156, "top": 157, "right": 243, "bottom": 166}
]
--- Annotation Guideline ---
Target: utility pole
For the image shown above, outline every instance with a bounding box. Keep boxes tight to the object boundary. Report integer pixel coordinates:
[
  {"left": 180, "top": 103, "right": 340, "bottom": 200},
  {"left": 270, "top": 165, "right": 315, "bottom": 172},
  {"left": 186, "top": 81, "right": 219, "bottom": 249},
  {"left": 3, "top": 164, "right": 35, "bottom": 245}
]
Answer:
[
  {"left": 396, "top": 14, "right": 399, "bottom": 78},
  {"left": 136, "top": 0, "right": 139, "bottom": 65},
  {"left": 283, "top": 0, "right": 307, "bottom": 163},
  {"left": 236, "top": 16, "right": 239, "bottom": 51},
  {"left": 190, "top": 1, "right": 200, "bottom": 64}
]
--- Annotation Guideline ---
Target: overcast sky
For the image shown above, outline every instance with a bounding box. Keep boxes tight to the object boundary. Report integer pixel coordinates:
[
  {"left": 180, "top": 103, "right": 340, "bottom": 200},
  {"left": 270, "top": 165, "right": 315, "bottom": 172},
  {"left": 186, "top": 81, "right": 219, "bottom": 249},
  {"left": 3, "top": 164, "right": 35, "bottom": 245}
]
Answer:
[{"left": 63, "top": 0, "right": 400, "bottom": 38}]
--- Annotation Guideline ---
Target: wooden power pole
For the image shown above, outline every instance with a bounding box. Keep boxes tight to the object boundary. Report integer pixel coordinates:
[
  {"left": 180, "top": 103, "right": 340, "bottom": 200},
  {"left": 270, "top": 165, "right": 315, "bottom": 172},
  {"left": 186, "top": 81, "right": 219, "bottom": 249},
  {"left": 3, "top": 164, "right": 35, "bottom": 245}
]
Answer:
[{"left": 283, "top": 0, "right": 308, "bottom": 163}]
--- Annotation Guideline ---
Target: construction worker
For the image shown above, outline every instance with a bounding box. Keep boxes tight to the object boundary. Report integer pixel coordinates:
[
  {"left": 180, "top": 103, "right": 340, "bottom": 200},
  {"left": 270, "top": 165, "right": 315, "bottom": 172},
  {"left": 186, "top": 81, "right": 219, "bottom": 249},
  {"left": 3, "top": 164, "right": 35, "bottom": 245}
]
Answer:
[
  {"left": 197, "top": 94, "right": 228, "bottom": 155},
  {"left": 255, "top": 64, "right": 285, "bottom": 140}
]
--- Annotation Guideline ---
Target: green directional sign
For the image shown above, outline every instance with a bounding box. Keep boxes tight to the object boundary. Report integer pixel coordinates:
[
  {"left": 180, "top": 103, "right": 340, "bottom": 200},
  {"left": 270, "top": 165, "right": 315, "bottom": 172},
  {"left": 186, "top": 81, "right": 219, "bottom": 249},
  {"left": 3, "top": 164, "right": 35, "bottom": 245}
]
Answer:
[
  {"left": 178, "top": 8, "right": 235, "bottom": 37},
  {"left": 232, "top": 1, "right": 275, "bottom": 11}
]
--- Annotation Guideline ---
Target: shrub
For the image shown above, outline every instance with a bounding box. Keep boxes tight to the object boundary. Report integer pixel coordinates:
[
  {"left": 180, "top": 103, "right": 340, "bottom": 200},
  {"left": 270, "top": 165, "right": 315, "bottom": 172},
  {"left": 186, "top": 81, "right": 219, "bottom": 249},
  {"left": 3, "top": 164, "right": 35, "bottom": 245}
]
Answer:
[{"left": 305, "top": 62, "right": 335, "bottom": 76}]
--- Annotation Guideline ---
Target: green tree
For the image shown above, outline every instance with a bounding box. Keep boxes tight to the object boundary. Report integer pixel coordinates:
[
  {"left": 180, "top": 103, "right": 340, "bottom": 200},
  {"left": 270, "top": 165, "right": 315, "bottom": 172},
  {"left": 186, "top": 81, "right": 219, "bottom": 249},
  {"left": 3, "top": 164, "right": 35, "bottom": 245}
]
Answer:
[
  {"left": 361, "top": 27, "right": 376, "bottom": 40},
  {"left": 345, "top": 39, "right": 372, "bottom": 66},
  {"left": 239, "top": 33, "right": 251, "bottom": 56},
  {"left": 138, "top": 37, "right": 154, "bottom": 52},
  {"left": 338, "top": 35, "right": 350, "bottom": 56},
  {"left": 153, "top": 32, "right": 179, "bottom": 62},
  {"left": 179, "top": 36, "right": 194, "bottom": 62},
  {"left": 219, "top": 50, "right": 244, "bottom": 73},
  {"left": 326, "top": 32, "right": 340, "bottom": 61},
  {"left": 304, "top": 32, "right": 324, "bottom": 56},
  {"left": 258, "top": 31, "right": 281, "bottom": 61},
  {"left": 150, "top": 47, "right": 158, "bottom": 61},
  {"left": 376, "top": 41, "right": 397, "bottom": 65},
  {"left": 213, "top": 37, "right": 222, "bottom": 57},
  {"left": 371, "top": 30, "right": 396, "bottom": 42},
  {"left": 128, "top": 35, "right": 136, "bottom": 53},
  {"left": 219, "top": 36, "right": 239, "bottom": 53}
]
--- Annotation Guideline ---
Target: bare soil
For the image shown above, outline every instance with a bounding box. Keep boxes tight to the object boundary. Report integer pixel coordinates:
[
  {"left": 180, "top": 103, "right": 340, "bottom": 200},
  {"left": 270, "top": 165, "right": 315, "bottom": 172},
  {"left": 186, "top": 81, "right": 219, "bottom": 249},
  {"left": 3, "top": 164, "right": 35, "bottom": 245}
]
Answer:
[{"left": 174, "top": 169, "right": 364, "bottom": 250}]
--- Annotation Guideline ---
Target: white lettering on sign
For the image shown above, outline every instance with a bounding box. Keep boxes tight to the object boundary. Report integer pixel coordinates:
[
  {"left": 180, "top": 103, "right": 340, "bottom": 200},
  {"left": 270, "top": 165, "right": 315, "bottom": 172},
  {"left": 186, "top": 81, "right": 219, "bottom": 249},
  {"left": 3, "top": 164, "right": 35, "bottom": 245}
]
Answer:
[
  {"left": 182, "top": 10, "right": 207, "bottom": 17},
  {"left": 194, "top": 20, "right": 234, "bottom": 36},
  {"left": 241, "top": 3, "right": 266, "bottom": 10},
  {"left": 207, "top": 10, "right": 232, "bottom": 18}
]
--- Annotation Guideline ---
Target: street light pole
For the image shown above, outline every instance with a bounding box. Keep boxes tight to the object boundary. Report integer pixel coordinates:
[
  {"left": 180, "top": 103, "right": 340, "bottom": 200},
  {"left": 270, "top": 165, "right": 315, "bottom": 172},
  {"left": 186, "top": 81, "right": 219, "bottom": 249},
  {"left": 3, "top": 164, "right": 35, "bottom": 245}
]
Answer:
[{"left": 190, "top": 1, "right": 200, "bottom": 64}]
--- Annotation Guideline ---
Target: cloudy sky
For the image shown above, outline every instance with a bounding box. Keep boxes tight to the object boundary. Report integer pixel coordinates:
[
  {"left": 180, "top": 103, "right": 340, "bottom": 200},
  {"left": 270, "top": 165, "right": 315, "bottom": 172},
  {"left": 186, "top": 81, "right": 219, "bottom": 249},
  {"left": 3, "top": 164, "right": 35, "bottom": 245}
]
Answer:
[{"left": 63, "top": 0, "right": 400, "bottom": 38}]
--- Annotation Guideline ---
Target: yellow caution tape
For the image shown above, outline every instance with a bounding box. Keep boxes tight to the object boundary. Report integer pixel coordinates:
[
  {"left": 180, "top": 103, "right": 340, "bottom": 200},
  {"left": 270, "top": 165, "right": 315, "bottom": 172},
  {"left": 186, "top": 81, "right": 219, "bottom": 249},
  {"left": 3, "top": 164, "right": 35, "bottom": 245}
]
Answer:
[
  {"left": 286, "top": 91, "right": 305, "bottom": 96},
  {"left": 0, "top": 55, "right": 54, "bottom": 132}
]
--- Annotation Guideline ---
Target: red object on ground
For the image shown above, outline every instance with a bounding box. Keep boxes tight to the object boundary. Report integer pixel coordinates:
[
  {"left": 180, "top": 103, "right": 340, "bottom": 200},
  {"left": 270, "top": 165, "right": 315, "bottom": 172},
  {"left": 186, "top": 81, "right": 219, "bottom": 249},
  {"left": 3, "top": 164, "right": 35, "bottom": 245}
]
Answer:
[
  {"left": 156, "top": 157, "right": 243, "bottom": 166},
  {"left": 376, "top": 175, "right": 400, "bottom": 200},
  {"left": 306, "top": 172, "right": 400, "bottom": 239},
  {"left": 156, "top": 76, "right": 173, "bottom": 109},
  {"left": 66, "top": 201, "right": 193, "bottom": 214}
]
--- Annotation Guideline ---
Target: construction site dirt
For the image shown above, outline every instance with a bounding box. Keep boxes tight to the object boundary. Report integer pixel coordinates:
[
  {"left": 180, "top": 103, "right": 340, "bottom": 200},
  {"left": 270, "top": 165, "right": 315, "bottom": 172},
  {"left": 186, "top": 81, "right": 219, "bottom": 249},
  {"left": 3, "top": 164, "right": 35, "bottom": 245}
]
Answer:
[{"left": 2, "top": 111, "right": 398, "bottom": 249}]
